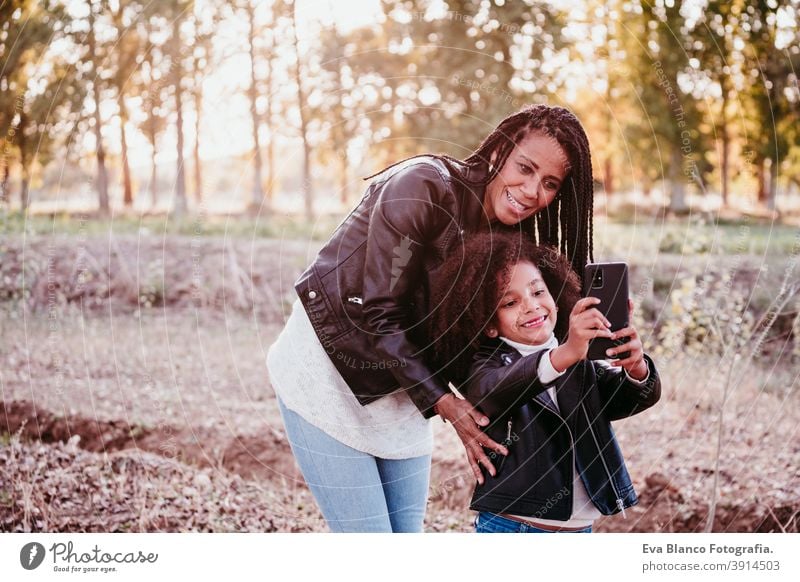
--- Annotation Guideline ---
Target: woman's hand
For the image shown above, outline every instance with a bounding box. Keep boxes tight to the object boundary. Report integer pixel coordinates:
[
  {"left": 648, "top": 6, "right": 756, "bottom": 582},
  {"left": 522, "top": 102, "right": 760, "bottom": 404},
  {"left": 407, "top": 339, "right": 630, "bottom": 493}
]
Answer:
[
  {"left": 550, "top": 297, "right": 613, "bottom": 372},
  {"left": 433, "top": 393, "right": 508, "bottom": 485},
  {"left": 606, "top": 300, "right": 648, "bottom": 380}
]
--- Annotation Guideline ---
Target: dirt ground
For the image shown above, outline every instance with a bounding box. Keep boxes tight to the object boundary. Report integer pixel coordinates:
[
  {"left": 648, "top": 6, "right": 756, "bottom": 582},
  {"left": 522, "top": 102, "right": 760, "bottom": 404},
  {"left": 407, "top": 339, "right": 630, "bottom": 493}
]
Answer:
[
  {"left": 1, "top": 235, "right": 798, "bottom": 532},
  {"left": 1, "top": 309, "right": 798, "bottom": 533}
]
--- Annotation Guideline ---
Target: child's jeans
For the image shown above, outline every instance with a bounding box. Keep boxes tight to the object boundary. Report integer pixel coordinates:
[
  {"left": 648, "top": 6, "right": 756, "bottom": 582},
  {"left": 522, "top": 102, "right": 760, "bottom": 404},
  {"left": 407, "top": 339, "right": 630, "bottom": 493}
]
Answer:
[{"left": 475, "top": 512, "right": 593, "bottom": 533}]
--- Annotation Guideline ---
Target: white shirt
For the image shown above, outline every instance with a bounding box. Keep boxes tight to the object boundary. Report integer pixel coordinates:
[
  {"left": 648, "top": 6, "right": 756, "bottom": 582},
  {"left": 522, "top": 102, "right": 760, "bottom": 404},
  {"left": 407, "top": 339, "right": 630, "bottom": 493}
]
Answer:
[{"left": 266, "top": 299, "right": 432, "bottom": 459}]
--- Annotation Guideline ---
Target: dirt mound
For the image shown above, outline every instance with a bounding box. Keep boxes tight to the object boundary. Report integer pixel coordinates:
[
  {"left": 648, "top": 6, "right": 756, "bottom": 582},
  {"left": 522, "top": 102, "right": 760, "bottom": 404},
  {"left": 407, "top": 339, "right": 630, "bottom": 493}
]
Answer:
[
  {"left": 595, "top": 471, "right": 799, "bottom": 533},
  {"left": 0, "top": 436, "right": 323, "bottom": 532},
  {"left": 0, "top": 400, "right": 301, "bottom": 484},
  {"left": 2, "top": 399, "right": 798, "bottom": 533},
  {"left": 0, "top": 236, "right": 308, "bottom": 318}
]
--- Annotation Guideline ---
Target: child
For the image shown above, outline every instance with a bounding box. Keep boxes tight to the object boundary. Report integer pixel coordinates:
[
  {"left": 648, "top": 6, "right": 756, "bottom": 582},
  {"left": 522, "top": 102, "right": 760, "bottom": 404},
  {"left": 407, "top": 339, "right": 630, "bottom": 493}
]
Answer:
[{"left": 427, "top": 230, "right": 661, "bottom": 533}]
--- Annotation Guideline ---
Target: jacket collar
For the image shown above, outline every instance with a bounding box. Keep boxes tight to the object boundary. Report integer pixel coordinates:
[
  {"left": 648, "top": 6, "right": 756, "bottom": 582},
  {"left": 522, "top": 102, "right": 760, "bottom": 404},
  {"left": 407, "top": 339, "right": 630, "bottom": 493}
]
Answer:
[
  {"left": 447, "top": 159, "right": 489, "bottom": 234},
  {"left": 485, "top": 338, "right": 585, "bottom": 417}
]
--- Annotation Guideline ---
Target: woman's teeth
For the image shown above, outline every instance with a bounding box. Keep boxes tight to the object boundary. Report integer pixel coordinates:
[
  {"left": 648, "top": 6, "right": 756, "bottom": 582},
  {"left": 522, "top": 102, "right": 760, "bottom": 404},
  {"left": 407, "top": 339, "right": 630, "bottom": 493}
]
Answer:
[{"left": 506, "top": 190, "right": 529, "bottom": 211}]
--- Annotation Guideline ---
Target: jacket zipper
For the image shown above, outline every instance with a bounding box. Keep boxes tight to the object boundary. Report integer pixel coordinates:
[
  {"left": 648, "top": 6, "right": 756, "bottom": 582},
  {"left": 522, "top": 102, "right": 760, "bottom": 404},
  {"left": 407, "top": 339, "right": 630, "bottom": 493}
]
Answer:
[
  {"left": 580, "top": 402, "right": 627, "bottom": 518},
  {"left": 498, "top": 418, "right": 513, "bottom": 473},
  {"left": 535, "top": 401, "right": 576, "bottom": 519}
]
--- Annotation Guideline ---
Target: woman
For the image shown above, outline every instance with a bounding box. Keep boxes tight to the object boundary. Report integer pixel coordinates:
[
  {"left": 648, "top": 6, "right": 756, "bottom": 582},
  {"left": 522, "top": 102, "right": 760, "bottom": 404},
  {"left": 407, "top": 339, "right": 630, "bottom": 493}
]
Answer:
[{"left": 266, "top": 104, "right": 595, "bottom": 532}]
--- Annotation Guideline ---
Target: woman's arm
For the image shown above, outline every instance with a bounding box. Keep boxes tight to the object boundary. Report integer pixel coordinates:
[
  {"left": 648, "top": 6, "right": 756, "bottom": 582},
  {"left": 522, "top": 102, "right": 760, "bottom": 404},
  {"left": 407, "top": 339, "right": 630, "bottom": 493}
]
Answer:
[
  {"left": 361, "top": 162, "right": 452, "bottom": 415},
  {"left": 361, "top": 161, "right": 508, "bottom": 483}
]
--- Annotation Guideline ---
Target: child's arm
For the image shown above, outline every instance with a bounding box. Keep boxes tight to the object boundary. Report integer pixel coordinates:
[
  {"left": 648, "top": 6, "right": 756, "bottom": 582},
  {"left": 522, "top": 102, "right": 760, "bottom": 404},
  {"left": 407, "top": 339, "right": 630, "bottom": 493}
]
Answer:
[
  {"left": 594, "top": 300, "right": 661, "bottom": 420},
  {"left": 594, "top": 355, "right": 661, "bottom": 420},
  {"left": 465, "top": 297, "right": 614, "bottom": 418},
  {"left": 464, "top": 343, "right": 554, "bottom": 419}
]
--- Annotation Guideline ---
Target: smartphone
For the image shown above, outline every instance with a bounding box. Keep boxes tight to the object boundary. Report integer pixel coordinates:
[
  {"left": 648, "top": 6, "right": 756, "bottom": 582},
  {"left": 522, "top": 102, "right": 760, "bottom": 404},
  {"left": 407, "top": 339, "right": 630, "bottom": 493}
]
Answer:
[{"left": 582, "top": 262, "right": 630, "bottom": 360}]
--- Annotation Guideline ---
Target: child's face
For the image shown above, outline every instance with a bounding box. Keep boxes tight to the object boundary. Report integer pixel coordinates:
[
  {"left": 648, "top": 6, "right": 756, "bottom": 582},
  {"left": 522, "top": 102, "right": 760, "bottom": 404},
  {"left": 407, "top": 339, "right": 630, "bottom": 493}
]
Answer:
[{"left": 488, "top": 260, "right": 557, "bottom": 345}]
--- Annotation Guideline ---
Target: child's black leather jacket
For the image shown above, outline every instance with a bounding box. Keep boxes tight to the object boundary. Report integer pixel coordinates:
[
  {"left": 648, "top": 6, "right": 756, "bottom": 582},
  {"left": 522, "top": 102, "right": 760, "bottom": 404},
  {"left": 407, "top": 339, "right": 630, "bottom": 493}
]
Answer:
[{"left": 464, "top": 338, "right": 661, "bottom": 520}]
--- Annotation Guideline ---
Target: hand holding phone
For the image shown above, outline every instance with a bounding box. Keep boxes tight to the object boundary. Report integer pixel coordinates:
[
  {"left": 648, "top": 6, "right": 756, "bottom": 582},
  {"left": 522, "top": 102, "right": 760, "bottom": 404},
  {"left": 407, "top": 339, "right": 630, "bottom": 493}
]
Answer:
[{"left": 582, "top": 262, "right": 631, "bottom": 360}]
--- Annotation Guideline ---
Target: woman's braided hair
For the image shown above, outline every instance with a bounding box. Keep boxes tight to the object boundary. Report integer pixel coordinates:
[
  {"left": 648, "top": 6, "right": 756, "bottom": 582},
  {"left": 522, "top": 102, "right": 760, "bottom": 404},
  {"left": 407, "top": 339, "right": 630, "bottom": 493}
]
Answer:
[
  {"left": 366, "top": 104, "right": 595, "bottom": 274},
  {"left": 425, "top": 229, "right": 582, "bottom": 387}
]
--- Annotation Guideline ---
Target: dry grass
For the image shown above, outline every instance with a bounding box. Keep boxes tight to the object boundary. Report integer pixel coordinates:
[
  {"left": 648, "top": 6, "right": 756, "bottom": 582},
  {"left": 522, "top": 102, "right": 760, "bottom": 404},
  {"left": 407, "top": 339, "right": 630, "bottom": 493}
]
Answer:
[{"left": 1, "top": 234, "right": 798, "bottom": 532}]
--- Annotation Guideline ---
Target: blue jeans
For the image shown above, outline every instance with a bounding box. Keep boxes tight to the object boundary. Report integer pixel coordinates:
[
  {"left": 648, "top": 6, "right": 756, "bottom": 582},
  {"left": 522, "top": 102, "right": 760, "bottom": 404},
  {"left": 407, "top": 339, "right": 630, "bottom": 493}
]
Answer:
[
  {"left": 276, "top": 396, "right": 431, "bottom": 532},
  {"left": 475, "top": 512, "right": 593, "bottom": 533}
]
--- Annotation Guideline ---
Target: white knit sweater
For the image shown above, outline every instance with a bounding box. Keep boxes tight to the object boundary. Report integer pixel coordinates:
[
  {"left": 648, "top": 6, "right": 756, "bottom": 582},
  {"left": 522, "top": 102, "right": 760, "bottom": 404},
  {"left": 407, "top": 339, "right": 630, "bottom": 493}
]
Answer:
[{"left": 266, "top": 299, "right": 433, "bottom": 459}]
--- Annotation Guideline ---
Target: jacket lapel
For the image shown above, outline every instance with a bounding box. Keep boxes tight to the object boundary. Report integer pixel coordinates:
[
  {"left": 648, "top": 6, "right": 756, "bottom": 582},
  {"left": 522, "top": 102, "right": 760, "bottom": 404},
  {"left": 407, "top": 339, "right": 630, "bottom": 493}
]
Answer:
[
  {"left": 533, "top": 388, "right": 560, "bottom": 414},
  {"left": 553, "top": 363, "right": 587, "bottom": 420},
  {"left": 498, "top": 343, "right": 561, "bottom": 415}
]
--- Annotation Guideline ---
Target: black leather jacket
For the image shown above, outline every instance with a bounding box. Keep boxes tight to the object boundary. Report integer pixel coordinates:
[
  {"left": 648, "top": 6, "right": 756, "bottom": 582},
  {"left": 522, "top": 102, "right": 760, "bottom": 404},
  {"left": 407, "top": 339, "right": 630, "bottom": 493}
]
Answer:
[
  {"left": 465, "top": 338, "right": 661, "bottom": 520},
  {"left": 293, "top": 156, "right": 489, "bottom": 418}
]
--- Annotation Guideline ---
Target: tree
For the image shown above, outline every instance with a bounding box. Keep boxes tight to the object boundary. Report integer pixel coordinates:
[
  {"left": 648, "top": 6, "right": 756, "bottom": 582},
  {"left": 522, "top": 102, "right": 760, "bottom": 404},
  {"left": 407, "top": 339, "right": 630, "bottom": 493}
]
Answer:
[
  {"left": 164, "top": 0, "right": 194, "bottom": 217},
  {"left": 184, "top": 1, "right": 219, "bottom": 206},
  {"left": 739, "top": 0, "right": 800, "bottom": 211},
  {"left": 621, "top": 1, "right": 709, "bottom": 213},
  {"left": 316, "top": 22, "right": 359, "bottom": 207},
  {"left": 85, "top": 0, "right": 111, "bottom": 216},
  {"left": 242, "top": 0, "right": 265, "bottom": 210},
  {"left": 326, "top": 0, "right": 567, "bottom": 170},
  {"left": 110, "top": 0, "right": 147, "bottom": 208},
  {"left": 17, "top": 59, "right": 85, "bottom": 212},
  {"left": 136, "top": 16, "right": 169, "bottom": 209},
  {"left": 0, "top": 0, "right": 65, "bottom": 212},
  {"left": 288, "top": 0, "right": 313, "bottom": 221},
  {"left": 694, "top": 0, "right": 744, "bottom": 207}
]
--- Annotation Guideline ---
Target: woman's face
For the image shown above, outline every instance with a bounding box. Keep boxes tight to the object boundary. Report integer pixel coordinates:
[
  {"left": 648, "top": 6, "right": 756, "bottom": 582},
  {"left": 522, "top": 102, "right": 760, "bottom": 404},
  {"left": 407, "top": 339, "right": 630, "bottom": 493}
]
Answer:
[
  {"left": 483, "top": 131, "right": 570, "bottom": 225},
  {"left": 487, "top": 260, "right": 557, "bottom": 346}
]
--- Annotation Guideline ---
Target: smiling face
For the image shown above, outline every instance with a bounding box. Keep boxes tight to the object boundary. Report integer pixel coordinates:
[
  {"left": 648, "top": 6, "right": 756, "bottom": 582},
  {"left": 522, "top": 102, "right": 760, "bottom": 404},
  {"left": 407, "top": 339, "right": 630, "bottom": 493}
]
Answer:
[
  {"left": 483, "top": 131, "right": 570, "bottom": 225},
  {"left": 486, "top": 260, "right": 558, "bottom": 346}
]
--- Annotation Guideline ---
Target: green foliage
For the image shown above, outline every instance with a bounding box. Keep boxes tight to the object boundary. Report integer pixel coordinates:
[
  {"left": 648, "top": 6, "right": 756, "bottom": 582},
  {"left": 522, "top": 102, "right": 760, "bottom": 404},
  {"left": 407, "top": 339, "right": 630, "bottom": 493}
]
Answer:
[
  {"left": 0, "top": 211, "right": 340, "bottom": 240},
  {"left": 655, "top": 272, "right": 755, "bottom": 359},
  {"left": 657, "top": 229, "right": 713, "bottom": 255}
]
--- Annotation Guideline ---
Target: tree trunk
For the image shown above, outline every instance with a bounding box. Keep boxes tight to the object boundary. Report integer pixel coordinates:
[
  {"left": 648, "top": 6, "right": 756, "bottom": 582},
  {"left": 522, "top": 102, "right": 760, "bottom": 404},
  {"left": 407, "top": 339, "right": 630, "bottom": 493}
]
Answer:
[
  {"left": 18, "top": 114, "right": 29, "bottom": 213},
  {"left": 173, "top": 20, "right": 187, "bottom": 217},
  {"left": 143, "top": 38, "right": 158, "bottom": 210},
  {"left": 265, "top": 32, "right": 274, "bottom": 214},
  {"left": 340, "top": 151, "right": 348, "bottom": 207},
  {"left": 118, "top": 92, "right": 133, "bottom": 207},
  {"left": 757, "top": 158, "right": 767, "bottom": 203},
  {"left": 604, "top": 156, "right": 613, "bottom": 196},
  {"left": 0, "top": 160, "right": 10, "bottom": 205},
  {"left": 719, "top": 76, "right": 730, "bottom": 207},
  {"left": 20, "top": 174, "right": 30, "bottom": 213},
  {"left": 292, "top": 5, "right": 314, "bottom": 221},
  {"left": 603, "top": 3, "right": 614, "bottom": 197},
  {"left": 150, "top": 144, "right": 158, "bottom": 210},
  {"left": 669, "top": 147, "right": 686, "bottom": 213},
  {"left": 193, "top": 83, "right": 202, "bottom": 204},
  {"left": 767, "top": 158, "right": 778, "bottom": 212},
  {"left": 88, "top": 4, "right": 110, "bottom": 216},
  {"left": 246, "top": 3, "right": 264, "bottom": 210}
]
